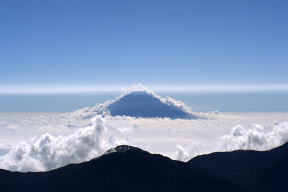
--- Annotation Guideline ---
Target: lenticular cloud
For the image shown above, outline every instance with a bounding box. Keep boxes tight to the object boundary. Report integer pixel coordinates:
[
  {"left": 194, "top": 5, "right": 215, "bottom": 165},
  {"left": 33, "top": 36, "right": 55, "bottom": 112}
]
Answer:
[{"left": 0, "top": 116, "right": 130, "bottom": 172}]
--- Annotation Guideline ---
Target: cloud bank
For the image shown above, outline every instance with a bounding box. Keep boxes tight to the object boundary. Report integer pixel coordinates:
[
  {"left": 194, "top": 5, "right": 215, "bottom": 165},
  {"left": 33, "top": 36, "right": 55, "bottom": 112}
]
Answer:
[
  {"left": 174, "top": 121, "right": 288, "bottom": 161},
  {"left": 2, "top": 116, "right": 288, "bottom": 172},
  {"left": 0, "top": 116, "right": 130, "bottom": 172},
  {"left": 1, "top": 115, "right": 288, "bottom": 171},
  {"left": 219, "top": 121, "right": 288, "bottom": 151}
]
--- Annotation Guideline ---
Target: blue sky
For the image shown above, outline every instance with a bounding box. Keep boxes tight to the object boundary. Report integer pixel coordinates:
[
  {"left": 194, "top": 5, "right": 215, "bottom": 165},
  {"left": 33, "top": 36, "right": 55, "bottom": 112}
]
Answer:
[{"left": 1, "top": 0, "right": 288, "bottom": 92}]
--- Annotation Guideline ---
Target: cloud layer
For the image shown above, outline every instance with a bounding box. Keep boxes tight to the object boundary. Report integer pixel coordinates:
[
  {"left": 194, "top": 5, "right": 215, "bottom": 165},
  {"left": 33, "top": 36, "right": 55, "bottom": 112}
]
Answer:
[
  {"left": 219, "top": 121, "right": 288, "bottom": 151},
  {"left": 0, "top": 116, "right": 130, "bottom": 172},
  {"left": 174, "top": 121, "right": 288, "bottom": 161},
  {"left": 0, "top": 112, "right": 287, "bottom": 172}
]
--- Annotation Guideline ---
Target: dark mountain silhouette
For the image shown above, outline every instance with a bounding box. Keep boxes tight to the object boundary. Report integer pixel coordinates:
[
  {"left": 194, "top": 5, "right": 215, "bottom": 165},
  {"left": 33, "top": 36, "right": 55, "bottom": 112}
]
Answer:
[
  {"left": 0, "top": 143, "right": 288, "bottom": 192},
  {"left": 188, "top": 142, "right": 288, "bottom": 192},
  {"left": 107, "top": 91, "right": 197, "bottom": 119}
]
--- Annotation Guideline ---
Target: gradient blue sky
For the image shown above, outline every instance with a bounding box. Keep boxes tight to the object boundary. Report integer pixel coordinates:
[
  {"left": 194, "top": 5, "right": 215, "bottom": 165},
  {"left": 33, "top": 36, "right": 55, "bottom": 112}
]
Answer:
[{"left": 1, "top": 0, "right": 288, "bottom": 92}]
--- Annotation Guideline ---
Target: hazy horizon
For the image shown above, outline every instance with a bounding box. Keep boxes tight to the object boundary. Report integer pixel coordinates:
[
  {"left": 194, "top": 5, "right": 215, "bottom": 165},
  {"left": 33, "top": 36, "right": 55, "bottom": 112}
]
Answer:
[{"left": 1, "top": 90, "right": 288, "bottom": 113}]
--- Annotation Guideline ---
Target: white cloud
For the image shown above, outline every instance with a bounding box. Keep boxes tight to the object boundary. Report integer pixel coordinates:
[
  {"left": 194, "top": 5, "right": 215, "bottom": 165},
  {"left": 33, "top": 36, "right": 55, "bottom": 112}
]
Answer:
[
  {"left": 1, "top": 85, "right": 287, "bottom": 172},
  {"left": 173, "top": 121, "right": 288, "bottom": 161},
  {"left": 0, "top": 111, "right": 287, "bottom": 172},
  {"left": 218, "top": 121, "right": 288, "bottom": 151},
  {"left": 0, "top": 116, "right": 130, "bottom": 172}
]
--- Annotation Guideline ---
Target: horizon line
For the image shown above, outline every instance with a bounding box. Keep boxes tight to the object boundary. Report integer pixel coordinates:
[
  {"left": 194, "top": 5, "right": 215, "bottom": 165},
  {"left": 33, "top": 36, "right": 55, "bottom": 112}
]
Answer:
[{"left": 1, "top": 84, "right": 288, "bottom": 94}]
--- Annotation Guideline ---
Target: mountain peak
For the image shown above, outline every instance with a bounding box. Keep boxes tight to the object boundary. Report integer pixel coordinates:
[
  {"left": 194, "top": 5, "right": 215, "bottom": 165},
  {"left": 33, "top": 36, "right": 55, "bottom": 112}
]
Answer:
[
  {"left": 69, "top": 86, "right": 200, "bottom": 119},
  {"left": 106, "top": 91, "right": 198, "bottom": 119},
  {"left": 105, "top": 145, "right": 143, "bottom": 154}
]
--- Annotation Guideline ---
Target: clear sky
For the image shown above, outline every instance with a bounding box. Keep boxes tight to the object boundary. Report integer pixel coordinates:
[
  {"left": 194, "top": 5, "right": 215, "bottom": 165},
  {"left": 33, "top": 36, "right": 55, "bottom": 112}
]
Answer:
[{"left": 1, "top": 0, "right": 288, "bottom": 92}]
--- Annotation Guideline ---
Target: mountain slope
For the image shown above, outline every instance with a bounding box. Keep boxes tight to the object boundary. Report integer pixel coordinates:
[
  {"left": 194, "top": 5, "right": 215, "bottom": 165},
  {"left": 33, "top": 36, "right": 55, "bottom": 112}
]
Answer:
[
  {"left": 107, "top": 91, "right": 196, "bottom": 119},
  {"left": 0, "top": 145, "right": 241, "bottom": 192},
  {"left": 188, "top": 142, "right": 288, "bottom": 191},
  {"left": 69, "top": 90, "right": 199, "bottom": 119}
]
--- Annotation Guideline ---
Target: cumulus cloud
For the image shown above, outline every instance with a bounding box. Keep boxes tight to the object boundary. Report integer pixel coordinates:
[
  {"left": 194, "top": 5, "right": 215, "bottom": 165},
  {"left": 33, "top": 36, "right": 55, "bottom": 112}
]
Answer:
[
  {"left": 218, "top": 121, "right": 288, "bottom": 151},
  {"left": 173, "top": 121, "right": 288, "bottom": 161},
  {"left": 173, "top": 143, "right": 216, "bottom": 161},
  {"left": 1, "top": 111, "right": 288, "bottom": 172},
  {"left": 0, "top": 116, "right": 131, "bottom": 172},
  {"left": 174, "top": 145, "right": 189, "bottom": 161}
]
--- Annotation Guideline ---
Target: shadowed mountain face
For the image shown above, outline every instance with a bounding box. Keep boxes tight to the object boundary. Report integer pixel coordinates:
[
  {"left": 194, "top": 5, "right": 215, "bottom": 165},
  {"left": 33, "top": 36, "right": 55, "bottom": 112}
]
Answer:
[
  {"left": 107, "top": 91, "right": 197, "bottom": 119},
  {"left": 0, "top": 145, "right": 240, "bottom": 192},
  {"left": 0, "top": 143, "right": 288, "bottom": 192},
  {"left": 188, "top": 142, "right": 288, "bottom": 192}
]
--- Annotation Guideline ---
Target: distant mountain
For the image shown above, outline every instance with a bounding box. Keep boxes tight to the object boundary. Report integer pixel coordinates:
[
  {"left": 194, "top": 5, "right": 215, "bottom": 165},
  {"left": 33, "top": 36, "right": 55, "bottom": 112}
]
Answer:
[
  {"left": 70, "top": 90, "right": 199, "bottom": 119},
  {"left": 1, "top": 143, "right": 287, "bottom": 192},
  {"left": 107, "top": 91, "right": 197, "bottom": 119}
]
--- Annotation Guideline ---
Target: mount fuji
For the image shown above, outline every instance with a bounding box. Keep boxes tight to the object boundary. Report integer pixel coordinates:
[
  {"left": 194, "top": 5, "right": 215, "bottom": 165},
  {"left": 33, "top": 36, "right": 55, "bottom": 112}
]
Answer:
[
  {"left": 70, "top": 87, "right": 199, "bottom": 119},
  {"left": 106, "top": 91, "right": 197, "bottom": 119}
]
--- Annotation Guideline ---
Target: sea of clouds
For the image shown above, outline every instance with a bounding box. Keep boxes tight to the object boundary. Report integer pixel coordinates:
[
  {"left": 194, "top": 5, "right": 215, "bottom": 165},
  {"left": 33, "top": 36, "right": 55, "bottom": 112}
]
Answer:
[
  {"left": 0, "top": 114, "right": 288, "bottom": 172},
  {"left": 0, "top": 116, "right": 130, "bottom": 171},
  {"left": 175, "top": 121, "right": 288, "bottom": 161},
  {"left": 0, "top": 85, "right": 288, "bottom": 172}
]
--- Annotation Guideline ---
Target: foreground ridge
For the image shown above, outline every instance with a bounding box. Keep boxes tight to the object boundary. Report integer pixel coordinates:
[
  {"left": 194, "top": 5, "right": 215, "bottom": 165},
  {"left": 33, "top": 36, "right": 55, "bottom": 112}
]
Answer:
[{"left": 1, "top": 143, "right": 288, "bottom": 192}]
